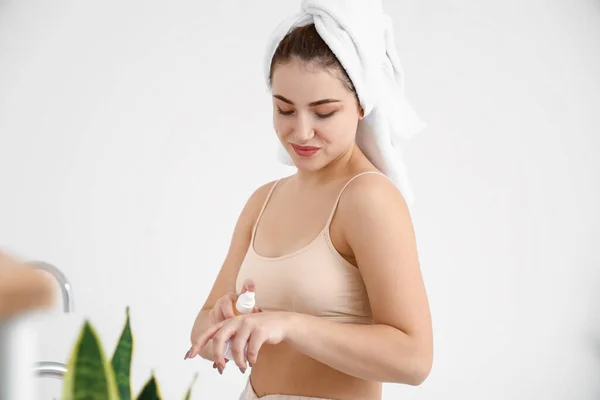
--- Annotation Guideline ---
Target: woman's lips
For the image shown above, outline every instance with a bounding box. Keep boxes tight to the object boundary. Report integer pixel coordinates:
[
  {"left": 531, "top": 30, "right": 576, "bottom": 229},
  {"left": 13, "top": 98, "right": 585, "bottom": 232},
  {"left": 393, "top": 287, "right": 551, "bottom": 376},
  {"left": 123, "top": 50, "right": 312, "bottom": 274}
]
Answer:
[{"left": 291, "top": 144, "right": 321, "bottom": 158}]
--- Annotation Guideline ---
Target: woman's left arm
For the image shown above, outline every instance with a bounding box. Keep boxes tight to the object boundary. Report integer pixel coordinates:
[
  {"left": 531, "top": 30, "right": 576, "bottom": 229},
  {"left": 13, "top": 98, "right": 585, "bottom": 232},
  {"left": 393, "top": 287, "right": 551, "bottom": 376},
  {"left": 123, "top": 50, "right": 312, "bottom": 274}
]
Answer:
[{"left": 285, "top": 176, "right": 433, "bottom": 385}]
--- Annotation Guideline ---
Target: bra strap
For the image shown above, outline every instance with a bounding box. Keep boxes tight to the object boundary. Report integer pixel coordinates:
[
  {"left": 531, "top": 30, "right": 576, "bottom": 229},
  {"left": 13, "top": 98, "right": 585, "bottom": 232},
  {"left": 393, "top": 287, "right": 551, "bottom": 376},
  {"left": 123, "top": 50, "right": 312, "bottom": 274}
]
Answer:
[
  {"left": 324, "top": 171, "right": 388, "bottom": 227},
  {"left": 252, "top": 179, "right": 282, "bottom": 238}
]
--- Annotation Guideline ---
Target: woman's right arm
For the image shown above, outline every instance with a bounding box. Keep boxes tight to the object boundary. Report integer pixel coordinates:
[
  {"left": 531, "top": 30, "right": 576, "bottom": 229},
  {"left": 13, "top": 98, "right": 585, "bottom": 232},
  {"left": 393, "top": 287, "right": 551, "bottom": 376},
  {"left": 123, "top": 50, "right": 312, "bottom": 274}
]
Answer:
[{"left": 189, "top": 181, "right": 274, "bottom": 361}]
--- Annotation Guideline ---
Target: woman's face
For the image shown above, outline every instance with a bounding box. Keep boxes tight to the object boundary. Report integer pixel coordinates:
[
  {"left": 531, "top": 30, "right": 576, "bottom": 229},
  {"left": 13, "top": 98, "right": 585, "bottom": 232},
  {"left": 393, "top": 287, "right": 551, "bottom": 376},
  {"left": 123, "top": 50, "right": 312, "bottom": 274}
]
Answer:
[{"left": 270, "top": 60, "right": 362, "bottom": 171}]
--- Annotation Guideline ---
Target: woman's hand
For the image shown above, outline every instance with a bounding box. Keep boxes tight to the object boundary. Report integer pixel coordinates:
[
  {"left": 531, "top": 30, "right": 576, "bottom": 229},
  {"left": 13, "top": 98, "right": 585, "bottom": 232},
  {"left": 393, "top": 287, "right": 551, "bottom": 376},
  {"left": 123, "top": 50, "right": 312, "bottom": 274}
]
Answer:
[
  {"left": 207, "top": 279, "right": 259, "bottom": 325},
  {"left": 193, "top": 311, "right": 295, "bottom": 374},
  {"left": 185, "top": 279, "right": 259, "bottom": 362}
]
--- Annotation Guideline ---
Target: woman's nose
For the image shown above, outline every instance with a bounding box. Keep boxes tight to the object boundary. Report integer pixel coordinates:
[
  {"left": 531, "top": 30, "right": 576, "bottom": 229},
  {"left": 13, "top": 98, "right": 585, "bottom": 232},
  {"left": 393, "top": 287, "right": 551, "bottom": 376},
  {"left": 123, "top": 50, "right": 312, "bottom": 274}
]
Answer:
[{"left": 292, "top": 114, "right": 315, "bottom": 142}]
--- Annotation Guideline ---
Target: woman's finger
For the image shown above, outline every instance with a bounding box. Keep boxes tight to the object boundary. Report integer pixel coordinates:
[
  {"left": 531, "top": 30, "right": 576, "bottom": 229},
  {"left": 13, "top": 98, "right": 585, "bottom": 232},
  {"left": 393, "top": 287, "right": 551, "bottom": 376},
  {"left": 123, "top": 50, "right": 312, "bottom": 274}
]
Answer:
[
  {"left": 242, "top": 279, "right": 256, "bottom": 293},
  {"left": 213, "top": 360, "right": 229, "bottom": 369},
  {"left": 211, "top": 323, "right": 237, "bottom": 370},
  {"left": 209, "top": 293, "right": 237, "bottom": 323},
  {"left": 220, "top": 298, "right": 236, "bottom": 319},
  {"left": 231, "top": 321, "right": 253, "bottom": 371},
  {"left": 188, "top": 322, "right": 223, "bottom": 358},
  {"left": 246, "top": 326, "right": 266, "bottom": 367}
]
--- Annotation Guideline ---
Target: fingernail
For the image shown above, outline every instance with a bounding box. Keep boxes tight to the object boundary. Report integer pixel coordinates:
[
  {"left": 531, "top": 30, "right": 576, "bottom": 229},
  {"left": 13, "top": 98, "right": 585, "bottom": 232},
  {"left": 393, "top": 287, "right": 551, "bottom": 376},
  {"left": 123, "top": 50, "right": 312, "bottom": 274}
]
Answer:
[
  {"left": 247, "top": 283, "right": 255, "bottom": 290},
  {"left": 184, "top": 349, "right": 192, "bottom": 360},
  {"left": 248, "top": 362, "right": 253, "bottom": 367},
  {"left": 239, "top": 367, "right": 246, "bottom": 374},
  {"left": 212, "top": 362, "right": 217, "bottom": 369},
  {"left": 217, "top": 365, "right": 224, "bottom": 375}
]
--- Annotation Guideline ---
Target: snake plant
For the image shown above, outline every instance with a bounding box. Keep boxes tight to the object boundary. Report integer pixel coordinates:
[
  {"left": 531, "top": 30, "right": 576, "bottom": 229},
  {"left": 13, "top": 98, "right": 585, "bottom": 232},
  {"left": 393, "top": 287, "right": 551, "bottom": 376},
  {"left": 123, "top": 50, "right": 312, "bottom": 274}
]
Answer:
[{"left": 61, "top": 307, "right": 197, "bottom": 400}]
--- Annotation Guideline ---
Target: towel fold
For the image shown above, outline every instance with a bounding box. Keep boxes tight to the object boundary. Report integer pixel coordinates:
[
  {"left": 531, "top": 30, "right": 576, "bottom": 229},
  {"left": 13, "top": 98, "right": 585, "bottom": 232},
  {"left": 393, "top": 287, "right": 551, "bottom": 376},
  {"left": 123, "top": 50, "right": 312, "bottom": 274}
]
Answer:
[{"left": 265, "top": 0, "right": 426, "bottom": 206}]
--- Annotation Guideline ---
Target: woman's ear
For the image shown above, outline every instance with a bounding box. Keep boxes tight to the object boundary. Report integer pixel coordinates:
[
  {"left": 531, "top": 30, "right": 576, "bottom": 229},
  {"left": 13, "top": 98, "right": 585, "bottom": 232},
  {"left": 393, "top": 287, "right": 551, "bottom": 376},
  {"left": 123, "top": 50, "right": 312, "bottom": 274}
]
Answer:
[{"left": 359, "top": 106, "right": 365, "bottom": 120}]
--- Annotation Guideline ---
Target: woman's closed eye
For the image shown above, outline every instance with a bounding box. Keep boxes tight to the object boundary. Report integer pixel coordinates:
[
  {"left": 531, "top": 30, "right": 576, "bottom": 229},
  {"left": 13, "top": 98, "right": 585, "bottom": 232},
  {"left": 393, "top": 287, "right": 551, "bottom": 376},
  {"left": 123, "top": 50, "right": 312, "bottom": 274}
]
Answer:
[
  {"left": 276, "top": 107, "right": 337, "bottom": 119},
  {"left": 313, "top": 105, "right": 339, "bottom": 119},
  {"left": 277, "top": 107, "right": 294, "bottom": 116},
  {"left": 315, "top": 111, "right": 336, "bottom": 119}
]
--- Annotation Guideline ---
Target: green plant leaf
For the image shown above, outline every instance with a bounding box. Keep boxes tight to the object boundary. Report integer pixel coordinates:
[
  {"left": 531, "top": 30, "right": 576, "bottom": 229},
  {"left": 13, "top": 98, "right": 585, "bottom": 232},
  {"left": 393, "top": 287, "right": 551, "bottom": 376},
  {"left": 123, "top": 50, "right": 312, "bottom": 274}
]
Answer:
[
  {"left": 137, "top": 373, "right": 162, "bottom": 400},
  {"left": 183, "top": 373, "right": 198, "bottom": 400},
  {"left": 61, "top": 320, "right": 120, "bottom": 400},
  {"left": 112, "top": 306, "right": 134, "bottom": 400}
]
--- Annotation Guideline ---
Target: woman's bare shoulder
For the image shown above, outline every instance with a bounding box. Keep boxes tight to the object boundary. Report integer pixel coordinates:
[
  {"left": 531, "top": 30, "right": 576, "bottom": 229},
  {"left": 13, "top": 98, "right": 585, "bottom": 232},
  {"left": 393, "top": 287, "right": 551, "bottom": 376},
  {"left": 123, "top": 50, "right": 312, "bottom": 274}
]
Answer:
[
  {"left": 336, "top": 172, "right": 412, "bottom": 236},
  {"left": 242, "top": 177, "right": 288, "bottom": 220}
]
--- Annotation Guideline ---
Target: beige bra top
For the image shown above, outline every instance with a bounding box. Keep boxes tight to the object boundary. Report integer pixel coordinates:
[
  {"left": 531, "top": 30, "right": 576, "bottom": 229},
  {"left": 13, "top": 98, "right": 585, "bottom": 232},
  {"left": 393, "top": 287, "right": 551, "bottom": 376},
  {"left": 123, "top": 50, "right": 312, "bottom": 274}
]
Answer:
[{"left": 236, "top": 172, "right": 385, "bottom": 324}]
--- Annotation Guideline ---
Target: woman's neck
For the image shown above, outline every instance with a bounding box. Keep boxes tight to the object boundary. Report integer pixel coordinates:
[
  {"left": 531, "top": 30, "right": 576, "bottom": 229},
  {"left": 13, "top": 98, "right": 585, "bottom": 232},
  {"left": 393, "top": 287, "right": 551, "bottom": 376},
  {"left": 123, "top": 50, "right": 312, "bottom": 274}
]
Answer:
[{"left": 294, "top": 144, "right": 363, "bottom": 187}]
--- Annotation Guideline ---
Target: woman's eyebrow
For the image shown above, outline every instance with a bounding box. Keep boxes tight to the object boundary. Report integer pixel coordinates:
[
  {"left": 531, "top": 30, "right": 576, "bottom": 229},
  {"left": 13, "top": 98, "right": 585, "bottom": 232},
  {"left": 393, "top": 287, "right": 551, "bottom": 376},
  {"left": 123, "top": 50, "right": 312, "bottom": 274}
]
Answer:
[{"left": 273, "top": 94, "right": 341, "bottom": 106}]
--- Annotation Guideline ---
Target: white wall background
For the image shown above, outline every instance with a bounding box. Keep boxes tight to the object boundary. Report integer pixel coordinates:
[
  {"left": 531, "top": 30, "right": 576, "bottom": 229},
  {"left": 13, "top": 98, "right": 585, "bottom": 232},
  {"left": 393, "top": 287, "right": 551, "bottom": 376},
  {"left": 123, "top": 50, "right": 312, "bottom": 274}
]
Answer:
[{"left": 1, "top": 0, "right": 599, "bottom": 399}]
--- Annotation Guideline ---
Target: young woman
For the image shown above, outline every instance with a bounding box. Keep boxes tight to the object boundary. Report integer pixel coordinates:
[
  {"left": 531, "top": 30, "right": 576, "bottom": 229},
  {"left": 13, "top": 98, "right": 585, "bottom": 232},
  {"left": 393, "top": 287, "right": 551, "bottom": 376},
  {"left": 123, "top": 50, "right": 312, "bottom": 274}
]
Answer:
[{"left": 186, "top": 20, "right": 433, "bottom": 400}]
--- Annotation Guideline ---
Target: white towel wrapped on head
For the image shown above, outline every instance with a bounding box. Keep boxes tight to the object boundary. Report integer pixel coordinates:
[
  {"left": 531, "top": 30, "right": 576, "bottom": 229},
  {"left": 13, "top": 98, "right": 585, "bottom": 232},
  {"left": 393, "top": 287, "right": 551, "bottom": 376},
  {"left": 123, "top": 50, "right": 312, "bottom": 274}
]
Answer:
[{"left": 264, "top": 0, "right": 426, "bottom": 206}]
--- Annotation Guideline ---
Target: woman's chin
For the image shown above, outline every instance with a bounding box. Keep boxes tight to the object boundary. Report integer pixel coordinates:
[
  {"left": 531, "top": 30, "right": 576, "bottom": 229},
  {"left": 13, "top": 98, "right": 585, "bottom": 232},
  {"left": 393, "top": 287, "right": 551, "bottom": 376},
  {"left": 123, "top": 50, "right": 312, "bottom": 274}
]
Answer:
[{"left": 294, "top": 160, "right": 327, "bottom": 173}]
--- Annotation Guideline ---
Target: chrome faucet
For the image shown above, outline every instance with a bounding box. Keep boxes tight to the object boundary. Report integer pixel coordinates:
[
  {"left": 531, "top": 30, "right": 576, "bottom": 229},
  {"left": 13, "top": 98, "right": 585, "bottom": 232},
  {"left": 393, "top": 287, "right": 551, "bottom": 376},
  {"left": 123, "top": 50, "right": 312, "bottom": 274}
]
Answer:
[
  {"left": 28, "top": 261, "right": 74, "bottom": 314},
  {"left": 27, "top": 261, "right": 73, "bottom": 380},
  {"left": 32, "top": 361, "right": 67, "bottom": 380}
]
